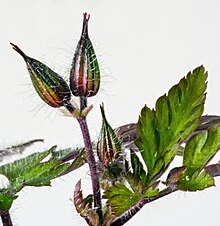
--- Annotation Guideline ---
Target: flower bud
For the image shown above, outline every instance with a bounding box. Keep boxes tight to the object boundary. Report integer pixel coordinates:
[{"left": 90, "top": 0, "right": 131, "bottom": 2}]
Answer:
[
  {"left": 70, "top": 13, "right": 100, "bottom": 97},
  {"left": 11, "top": 43, "right": 74, "bottom": 112},
  {"left": 98, "top": 104, "right": 121, "bottom": 167}
]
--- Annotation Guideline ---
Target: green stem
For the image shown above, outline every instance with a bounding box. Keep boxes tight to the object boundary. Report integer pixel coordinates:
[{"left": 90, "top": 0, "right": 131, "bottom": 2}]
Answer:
[
  {"left": 77, "top": 116, "right": 103, "bottom": 221},
  {"left": 0, "top": 211, "right": 13, "bottom": 226}
]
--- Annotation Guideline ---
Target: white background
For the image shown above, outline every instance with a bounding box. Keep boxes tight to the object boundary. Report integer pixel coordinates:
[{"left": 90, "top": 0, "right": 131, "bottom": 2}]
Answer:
[{"left": 1, "top": 0, "right": 220, "bottom": 225}]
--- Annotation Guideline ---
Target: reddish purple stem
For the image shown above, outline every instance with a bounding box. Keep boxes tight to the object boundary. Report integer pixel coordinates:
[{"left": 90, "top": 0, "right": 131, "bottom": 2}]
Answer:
[{"left": 77, "top": 116, "right": 102, "bottom": 221}]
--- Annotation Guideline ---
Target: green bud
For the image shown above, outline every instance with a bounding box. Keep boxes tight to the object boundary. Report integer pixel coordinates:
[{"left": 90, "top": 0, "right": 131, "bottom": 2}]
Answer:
[
  {"left": 70, "top": 13, "right": 100, "bottom": 97},
  {"left": 11, "top": 43, "right": 74, "bottom": 112},
  {"left": 98, "top": 104, "right": 121, "bottom": 167}
]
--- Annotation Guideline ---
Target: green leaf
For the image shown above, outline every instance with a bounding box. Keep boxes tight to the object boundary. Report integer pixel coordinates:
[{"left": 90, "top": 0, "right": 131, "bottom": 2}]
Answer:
[
  {"left": 0, "top": 147, "right": 71, "bottom": 211},
  {"left": 177, "top": 124, "right": 220, "bottom": 191},
  {"left": 0, "top": 148, "right": 70, "bottom": 193},
  {"left": 103, "top": 184, "right": 142, "bottom": 216},
  {"left": 51, "top": 147, "right": 75, "bottom": 160},
  {"left": 135, "top": 106, "right": 157, "bottom": 179},
  {"left": 144, "top": 185, "right": 159, "bottom": 198},
  {"left": 135, "top": 66, "right": 207, "bottom": 183},
  {"left": 0, "top": 149, "right": 51, "bottom": 183},
  {"left": 183, "top": 124, "right": 220, "bottom": 174},
  {"left": 0, "top": 193, "right": 17, "bottom": 211},
  {"left": 24, "top": 162, "right": 70, "bottom": 187},
  {"left": 178, "top": 171, "right": 214, "bottom": 191},
  {"left": 126, "top": 152, "right": 148, "bottom": 193}
]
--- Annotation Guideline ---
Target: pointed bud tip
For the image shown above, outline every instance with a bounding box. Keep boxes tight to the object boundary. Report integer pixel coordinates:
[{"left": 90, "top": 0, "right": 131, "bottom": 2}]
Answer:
[
  {"left": 82, "top": 13, "right": 90, "bottom": 36},
  {"left": 10, "top": 42, "right": 28, "bottom": 61},
  {"left": 83, "top": 12, "right": 90, "bottom": 21},
  {"left": 100, "top": 103, "right": 106, "bottom": 119}
]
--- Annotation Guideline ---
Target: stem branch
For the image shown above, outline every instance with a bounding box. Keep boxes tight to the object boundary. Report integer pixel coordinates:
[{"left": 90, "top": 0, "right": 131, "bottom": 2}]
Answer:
[
  {"left": 110, "top": 187, "right": 177, "bottom": 226},
  {"left": 0, "top": 211, "right": 13, "bottom": 226}
]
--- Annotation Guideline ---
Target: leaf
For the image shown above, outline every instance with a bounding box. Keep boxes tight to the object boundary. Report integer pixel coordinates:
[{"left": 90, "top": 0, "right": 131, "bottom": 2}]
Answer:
[
  {"left": 0, "top": 149, "right": 51, "bottom": 182},
  {"left": 24, "top": 162, "right": 70, "bottom": 187},
  {"left": 51, "top": 147, "right": 75, "bottom": 160},
  {"left": 178, "top": 171, "right": 214, "bottom": 191},
  {"left": 64, "top": 149, "right": 86, "bottom": 174},
  {"left": 0, "top": 139, "right": 44, "bottom": 161},
  {"left": 74, "top": 180, "right": 99, "bottom": 226},
  {"left": 103, "top": 184, "right": 142, "bottom": 216},
  {"left": 164, "top": 166, "right": 186, "bottom": 189},
  {"left": 0, "top": 193, "right": 17, "bottom": 211},
  {"left": 102, "top": 206, "right": 115, "bottom": 226},
  {"left": 135, "top": 66, "right": 207, "bottom": 183},
  {"left": 135, "top": 106, "right": 157, "bottom": 179},
  {"left": 183, "top": 124, "right": 220, "bottom": 174},
  {"left": 177, "top": 124, "right": 220, "bottom": 191},
  {"left": 126, "top": 152, "right": 148, "bottom": 193},
  {"left": 0, "top": 147, "right": 70, "bottom": 193},
  {"left": 144, "top": 184, "right": 159, "bottom": 198}
]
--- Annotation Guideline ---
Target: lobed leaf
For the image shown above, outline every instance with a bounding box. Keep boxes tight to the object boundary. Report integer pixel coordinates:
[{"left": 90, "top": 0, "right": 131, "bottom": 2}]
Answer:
[
  {"left": 0, "top": 146, "right": 73, "bottom": 212},
  {"left": 126, "top": 152, "right": 148, "bottom": 193},
  {"left": 74, "top": 180, "right": 99, "bottom": 226},
  {"left": 183, "top": 124, "right": 220, "bottom": 174},
  {"left": 0, "top": 150, "right": 52, "bottom": 189},
  {"left": 135, "top": 106, "right": 157, "bottom": 179},
  {"left": 177, "top": 124, "right": 220, "bottom": 191},
  {"left": 103, "top": 184, "right": 142, "bottom": 216},
  {"left": 178, "top": 171, "right": 214, "bottom": 191},
  {"left": 135, "top": 66, "right": 207, "bottom": 183}
]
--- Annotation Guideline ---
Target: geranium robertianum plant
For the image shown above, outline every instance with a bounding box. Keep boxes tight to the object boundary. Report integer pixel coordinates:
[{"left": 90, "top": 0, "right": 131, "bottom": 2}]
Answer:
[{"left": 1, "top": 12, "right": 220, "bottom": 226}]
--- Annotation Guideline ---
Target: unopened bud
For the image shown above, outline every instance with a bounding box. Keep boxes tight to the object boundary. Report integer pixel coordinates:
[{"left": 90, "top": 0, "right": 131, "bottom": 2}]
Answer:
[
  {"left": 11, "top": 43, "right": 74, "bottom": 112},
  {"left": 70, "top": 13, "right": 100, "bottom": 97},
  {"left": 98, "top": 104, "right": 121, "bottom": 167}
]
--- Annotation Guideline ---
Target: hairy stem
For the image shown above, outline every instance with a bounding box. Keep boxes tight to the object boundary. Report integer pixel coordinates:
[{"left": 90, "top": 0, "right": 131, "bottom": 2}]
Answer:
[
  {"left": 110, "top": 187, "right": 177, "bottom": 226},
  {"left": 77, "top": 116, "right": 103, "bottom": 221},
  {"left": 110, "top": 162, "right": 220, "bottom": 226},
  {"left": 0, "top": 211, "right": 13, "bottom": 226},
  {"left": 80, "top": 96, "right": 88, "bottom": 111}
]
